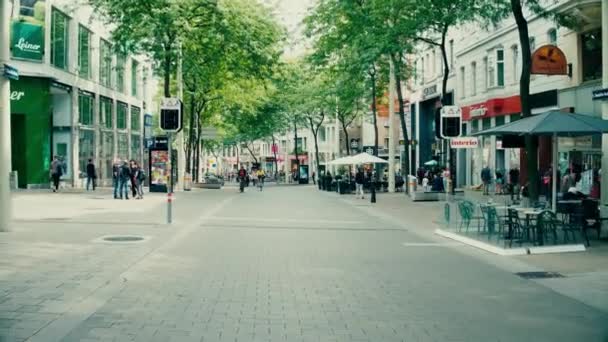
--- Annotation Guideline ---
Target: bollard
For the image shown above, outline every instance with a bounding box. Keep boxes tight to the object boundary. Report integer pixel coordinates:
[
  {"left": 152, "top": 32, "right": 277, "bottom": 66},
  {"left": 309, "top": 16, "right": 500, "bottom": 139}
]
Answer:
[{"left": 167, "top": 192, "right": 173, "bottom": 224}]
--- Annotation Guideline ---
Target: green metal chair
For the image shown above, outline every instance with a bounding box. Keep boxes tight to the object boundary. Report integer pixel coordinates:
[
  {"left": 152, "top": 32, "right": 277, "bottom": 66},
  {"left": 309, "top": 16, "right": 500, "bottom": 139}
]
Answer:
[{"left": 536, "top": 210, "right": 559, "bottom": 245}]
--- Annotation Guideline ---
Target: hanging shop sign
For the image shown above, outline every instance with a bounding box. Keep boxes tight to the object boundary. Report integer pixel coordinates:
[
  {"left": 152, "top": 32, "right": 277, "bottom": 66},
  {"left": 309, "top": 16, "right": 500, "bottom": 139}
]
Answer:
[
  {"left": 11, "top": 21, "right": 45, "bottom": 61},
  {"left": 450, "top": 137, "right": 479, "bottom": 149},
  {"left": 531, "top": 45, "right": 568, "bottom": 75},
  {"left": 592, "top": 88, "right": 608, "bottom": 101},
  {"left": 422, "top": 85, "right": 437, "bottom": 98}
]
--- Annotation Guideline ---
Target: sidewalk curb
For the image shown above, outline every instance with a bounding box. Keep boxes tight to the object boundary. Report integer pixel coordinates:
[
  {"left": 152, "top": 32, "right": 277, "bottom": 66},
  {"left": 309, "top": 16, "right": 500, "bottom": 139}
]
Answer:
[
  {"left": 435, "top": 229, "right": 528, "bottom": 256},
  {"left": 435, "top": 229, "right": 587, "bottom": 256}
]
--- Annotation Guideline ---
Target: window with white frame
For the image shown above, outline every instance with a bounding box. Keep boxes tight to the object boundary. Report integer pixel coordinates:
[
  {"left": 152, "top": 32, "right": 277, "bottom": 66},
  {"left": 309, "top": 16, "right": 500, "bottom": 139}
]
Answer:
[
  {"left": 511, "top": 45, "right": 518, "bottom": 84},
  {"left": 459, "top": 66, "right": 465, "bottom": 99},
  {"left": 487, "top": 53, "right": 495, "bottom": 88},
  {"left": 449, "top": 39, "right": 454, "bottom": 69},
  {"left": 420, "top": 57, "right": 425, "bottom": 84},
  {"left": 483, "top": 56, "right": 488, "bottom": 91},
  {"left": 471, "top": 62, "right": 477, "bottom": 96},
  {"left": 432, "top": 49, "right": 436, "bottom": 76},
  {"left": 496, "top": 49, "right": 505, "bottom": 86},
  {"left": 548, "top": 28, "right": 557, "bottom": 45},
  {"left": 529, "top": 36, "right": 536, "bottom": 53}
]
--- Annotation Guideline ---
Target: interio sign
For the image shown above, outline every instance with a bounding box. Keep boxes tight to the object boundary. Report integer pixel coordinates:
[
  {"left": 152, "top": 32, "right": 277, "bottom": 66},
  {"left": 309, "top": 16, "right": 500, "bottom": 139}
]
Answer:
[{"left": 450, "top": 137, "right": 479, "bottom": 149}]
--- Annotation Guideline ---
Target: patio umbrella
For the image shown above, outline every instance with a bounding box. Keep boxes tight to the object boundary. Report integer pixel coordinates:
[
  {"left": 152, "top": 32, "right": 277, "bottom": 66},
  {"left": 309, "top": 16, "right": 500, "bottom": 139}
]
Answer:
[
  {"left": 472, "top": 110, "right": 608, "bottom": 211},
  {"left": 349, "top": 152, "right": 388, "bottom": 165},
  {"left": 328, "top": 156, "right": 355, "bottom": 165}
]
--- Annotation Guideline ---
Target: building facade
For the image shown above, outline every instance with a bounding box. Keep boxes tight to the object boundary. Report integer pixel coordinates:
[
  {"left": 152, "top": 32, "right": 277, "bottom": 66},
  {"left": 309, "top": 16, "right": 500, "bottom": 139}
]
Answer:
[
  {"left": 408, "top": 0, "right": 603, "bottom": 191},
  {"left": 9, "top": 0, "right": 154, "bottom": 188}
]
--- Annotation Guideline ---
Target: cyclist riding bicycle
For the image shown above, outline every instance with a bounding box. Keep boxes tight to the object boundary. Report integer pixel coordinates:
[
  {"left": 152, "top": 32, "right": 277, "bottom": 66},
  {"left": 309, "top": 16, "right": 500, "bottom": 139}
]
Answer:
[
  {"left": 256, "top": 169, "right": 266, "bottom": 191},
  {"left": 237, "top": 166, "right": 247, "bottom": 193}
]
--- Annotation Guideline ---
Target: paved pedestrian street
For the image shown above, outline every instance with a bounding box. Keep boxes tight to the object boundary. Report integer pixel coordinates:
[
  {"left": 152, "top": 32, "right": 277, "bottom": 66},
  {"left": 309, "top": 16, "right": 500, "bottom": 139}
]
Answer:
[{"left": 1, "top": 187, "right": 607, "bottom": 342}]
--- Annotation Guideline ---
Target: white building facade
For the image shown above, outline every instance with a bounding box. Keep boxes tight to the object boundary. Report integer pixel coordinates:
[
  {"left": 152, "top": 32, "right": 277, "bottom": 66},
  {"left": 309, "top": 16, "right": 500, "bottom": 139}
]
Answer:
[{"left": 408, "top": 0, "right": 603, "bottom": 193}]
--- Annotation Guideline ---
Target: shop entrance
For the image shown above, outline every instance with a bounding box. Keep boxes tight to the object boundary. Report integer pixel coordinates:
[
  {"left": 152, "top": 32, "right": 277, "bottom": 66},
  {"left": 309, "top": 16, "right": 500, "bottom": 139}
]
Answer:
[{"left": 11, "top": 114, "right": 27, "bottom": 188}]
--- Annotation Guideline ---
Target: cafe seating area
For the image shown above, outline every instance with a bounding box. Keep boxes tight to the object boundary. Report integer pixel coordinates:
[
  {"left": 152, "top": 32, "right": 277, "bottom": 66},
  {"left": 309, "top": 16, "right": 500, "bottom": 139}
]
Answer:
[{"left": 445, "top": 197, "right": 608, "bottom": 249}]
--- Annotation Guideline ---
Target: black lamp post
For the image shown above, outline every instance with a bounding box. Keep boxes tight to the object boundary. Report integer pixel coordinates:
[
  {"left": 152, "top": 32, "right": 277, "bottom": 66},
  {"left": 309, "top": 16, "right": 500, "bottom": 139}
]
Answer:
[{"left": 370, "top": 170, "right": 376, "bottom": 203}]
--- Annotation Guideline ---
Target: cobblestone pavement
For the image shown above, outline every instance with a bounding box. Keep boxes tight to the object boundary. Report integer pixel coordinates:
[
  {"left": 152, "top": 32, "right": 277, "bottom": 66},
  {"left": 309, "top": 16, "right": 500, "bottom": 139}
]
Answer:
[{"left": 0, "top": 187, "right": 606, "bottom": 342}]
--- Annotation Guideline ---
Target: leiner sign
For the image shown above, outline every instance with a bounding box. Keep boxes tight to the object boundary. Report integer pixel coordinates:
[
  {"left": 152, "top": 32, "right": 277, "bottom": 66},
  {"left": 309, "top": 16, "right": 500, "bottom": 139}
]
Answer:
[
  {"left": 10, "top": 91, "right": 25, "bottom": 101},
  {"left": 11, "top": 21, "right": 44, "bottom": 61}
]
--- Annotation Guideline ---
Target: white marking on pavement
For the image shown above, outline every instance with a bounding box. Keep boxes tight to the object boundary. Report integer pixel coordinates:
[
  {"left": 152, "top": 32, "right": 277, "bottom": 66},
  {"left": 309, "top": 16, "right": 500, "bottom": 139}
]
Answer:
[
  {"left": 402, "top": 242, "right": 463, "bottom": 247},
  {"left": 207, "top": 216, "right": 363, "bottom": 225}
]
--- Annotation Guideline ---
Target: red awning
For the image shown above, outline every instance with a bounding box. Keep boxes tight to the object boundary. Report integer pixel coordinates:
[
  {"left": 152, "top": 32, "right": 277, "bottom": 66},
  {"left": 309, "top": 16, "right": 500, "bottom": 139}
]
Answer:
[{"left": 461, "top": 95, "right": 521, "bottom": 121}]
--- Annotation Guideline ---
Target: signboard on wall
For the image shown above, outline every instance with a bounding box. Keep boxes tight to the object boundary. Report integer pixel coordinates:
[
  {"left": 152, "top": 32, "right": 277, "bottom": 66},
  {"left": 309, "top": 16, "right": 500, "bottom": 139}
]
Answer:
[
  {"left": 12, "top": 1, "right": 47, "bottom": 61},
  {"left": 531, "top": 45, "right": 567, "bottom": 75},
  {"left": 450, "top": 137, "right": 479, "bottom": 149}
]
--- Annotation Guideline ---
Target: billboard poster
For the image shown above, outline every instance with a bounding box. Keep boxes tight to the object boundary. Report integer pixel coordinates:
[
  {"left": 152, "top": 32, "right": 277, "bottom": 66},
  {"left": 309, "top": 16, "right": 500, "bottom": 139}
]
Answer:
[
  {"left": 12, "top": 0, "right": 46, "bottom": 61},
  {"left": 150, "top": 150, "right": 169, "bottom": 186}
]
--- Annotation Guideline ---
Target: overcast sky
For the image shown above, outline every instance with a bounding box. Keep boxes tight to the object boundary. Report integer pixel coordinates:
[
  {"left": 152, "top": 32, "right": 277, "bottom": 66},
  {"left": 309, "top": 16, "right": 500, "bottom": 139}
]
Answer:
[{"left": 260, "top": 0, "right": 316, "bottom": 58}]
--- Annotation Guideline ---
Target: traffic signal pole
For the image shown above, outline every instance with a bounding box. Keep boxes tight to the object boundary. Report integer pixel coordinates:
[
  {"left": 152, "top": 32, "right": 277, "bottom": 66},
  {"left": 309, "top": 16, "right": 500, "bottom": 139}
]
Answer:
[
  {"left": 0, "top": 0, "right": 12, "bottom": 232},
  {"left": 167, "top": 132, "right": 173, "bottom": 224}
]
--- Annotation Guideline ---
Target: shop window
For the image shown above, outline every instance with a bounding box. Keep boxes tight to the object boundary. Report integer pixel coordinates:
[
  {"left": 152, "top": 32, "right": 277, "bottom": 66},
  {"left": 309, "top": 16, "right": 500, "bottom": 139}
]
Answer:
[
  {"left": 495, "top": 116, "right": 505, "bottom": 127},
  {"left": 581, "top": 29, "right": 602, "bottom": 82},
  {"left": 117, "top": 102, "right": 128, "bottom": 130},
  {"left": 99, "top": 97, "right": 113, "bottom": 129},
  {"left": 131, "top": 60, "right": 139, "bottom": 97},
  {"left": 548, "top": 28, "right": 557, "bottom": 45},
  {"left": 116, "top": 55, "right": 126, "bottom": 93},
  {"left": 78, "top": 25, "right": 91, "bottom": 79},
  {"left": 78, "top": 129, "right": 95, "bottom": 176},
  {"left": 100, "top": 131, "right": 114, "bottom": 179},
  {"left": 117, "top": 133, "right": 128, "bottom": 160},
  {"left": 131, "top": 106, "right": 141, "bottom": 131},
  {"left": 487, "top": 54, "right": 495, "bottom": 88},
  {"left": 99, "top": 39, "right": 112, "bottom": 88},
  {"left": 51, "top": 8, "right": 69, "bottom": 70},
  {"left": 78, "top": 93, "right": 94, "bottom": 126},
  {"left": 131, "top": 134, "right": 141, "bottom": 162}
]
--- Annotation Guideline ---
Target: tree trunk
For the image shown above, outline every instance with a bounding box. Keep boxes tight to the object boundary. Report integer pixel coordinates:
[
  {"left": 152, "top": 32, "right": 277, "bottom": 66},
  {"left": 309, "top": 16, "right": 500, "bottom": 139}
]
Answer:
[
  {"left": 392, "top": 53, "right": 411, "bottom": 193},
  {"left": 370, "top": 69, "right": 379, "bottom": 157},
  {"left": 163, "top": 45, "right": 171, "bottom": 98},
  {"left": 272, "top": 135, "right": 278, "bottom": 178},
  {"left": 512, "top": 0, "right": 539, "bottom": 201},
  {"left": 293, "top": 121, "right": 299, "bottom": 171},
  {"left": 194, "top": 113, "right": 202, "bottom": 182},
  {"left": 186, "top": 93, "right": 196, "bottom": 173},
  {"left": 245, "top": 144, "right": 258, "bottom": 164},
  {"left": 341, "top": 120, "right": 351, "bottom": 156},
  {"left": 308, "top": 116, "right": 321, "bottom": 178},
  {"left": 439, "top": 24, "right": 450, "bottom": 106}
]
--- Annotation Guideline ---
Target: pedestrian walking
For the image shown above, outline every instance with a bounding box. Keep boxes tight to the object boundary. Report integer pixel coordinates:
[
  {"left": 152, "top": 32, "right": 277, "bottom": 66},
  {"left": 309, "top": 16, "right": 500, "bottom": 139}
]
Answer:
[
  {"left": 238, "top": 166, "right": 247, "bottom": 193},
  {"left": 86, "top": 159, "right": 96, "bottom": 191},
  {"left": 355, "top": 168, "right": 365, "bottom": 199},
  {"left": 495, "top": 169, "right": 504, "bottom": 195},
  {"left": 481, "top": 166, "right": 492, "bottom": 195},
  {"left": 50, "top": 156, "right": 63, "bottom": 192},
  {"left": 134, "top": 164, "right": 146, "bottom": 199},
  {"left": 509, "top": 166, "right": 520, "bottom": 201},
  {"left": 118, "top": 160, "right": 131, "bottom": 199},
  {"left": 312, "top": 171, "right": 316, "bottom": 185},
  {"left": 112, "top": 159, "right": 121, "bottom": 199},
  {"left": 129, "top": 160, "right": 139, "bottom": 198}
]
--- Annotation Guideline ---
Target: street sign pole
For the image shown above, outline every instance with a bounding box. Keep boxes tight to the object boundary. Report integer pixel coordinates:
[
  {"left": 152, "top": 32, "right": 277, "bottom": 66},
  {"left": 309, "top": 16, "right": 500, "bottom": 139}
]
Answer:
[
  {"left": 0, "top": 0, "right": 12, "bottom": 232},
  {"left": 167, "top": 132, "right": 173, "bottom": 224}
]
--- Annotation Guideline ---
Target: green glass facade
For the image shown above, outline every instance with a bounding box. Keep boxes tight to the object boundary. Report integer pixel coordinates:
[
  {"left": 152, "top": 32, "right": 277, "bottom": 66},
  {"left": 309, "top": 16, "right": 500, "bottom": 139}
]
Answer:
[{"left": 10, "top": 77, "right": 51, "bottom": 188}]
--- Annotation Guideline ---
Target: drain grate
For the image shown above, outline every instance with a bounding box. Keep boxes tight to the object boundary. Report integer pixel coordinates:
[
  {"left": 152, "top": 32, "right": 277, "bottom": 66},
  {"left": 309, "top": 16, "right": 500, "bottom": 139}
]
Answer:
[
  {"left": 516, "top": 271, "right": 564, "bottom": 279},
  {"left": 103, "top": 236, "right": 144, "bottom": 242}
]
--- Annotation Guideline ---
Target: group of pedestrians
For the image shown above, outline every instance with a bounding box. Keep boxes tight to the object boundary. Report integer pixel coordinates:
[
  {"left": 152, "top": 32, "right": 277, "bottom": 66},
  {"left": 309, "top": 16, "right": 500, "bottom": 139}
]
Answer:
[
  {"left": 236, "top": 166, "right": 266, "bottom": 192},
  {"left": 113, "top": 159, "right": 146, "bottom": 199}
]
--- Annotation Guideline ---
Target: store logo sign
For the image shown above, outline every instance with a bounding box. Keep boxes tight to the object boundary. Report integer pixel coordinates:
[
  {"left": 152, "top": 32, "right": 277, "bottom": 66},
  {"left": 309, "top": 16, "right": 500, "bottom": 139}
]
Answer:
[
  {"left": 469, "top": 106, "right": 487, "bottom": 118},
  {"left": 15, "top": 38, "right": 41, "bottom": 53},
  {"left": 10, "top": 91, "right": 25, "bottom": 101}
]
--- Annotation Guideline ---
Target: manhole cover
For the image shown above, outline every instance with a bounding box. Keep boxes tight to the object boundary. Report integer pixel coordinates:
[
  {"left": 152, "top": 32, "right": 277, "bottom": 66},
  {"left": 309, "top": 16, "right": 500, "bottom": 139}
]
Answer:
[
  {"left": 103, "top": 236, "right": 144, "bottom": 242},
  {"left": 516, "top": 271, "right": 564, "bottom": 279}
]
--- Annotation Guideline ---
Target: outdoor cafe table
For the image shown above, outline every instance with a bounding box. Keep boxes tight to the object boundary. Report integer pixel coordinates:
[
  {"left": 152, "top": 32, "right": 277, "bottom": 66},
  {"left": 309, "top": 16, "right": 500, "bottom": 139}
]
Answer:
[{"left": 514, "top": 208, "right": 545, "bottom": 245}]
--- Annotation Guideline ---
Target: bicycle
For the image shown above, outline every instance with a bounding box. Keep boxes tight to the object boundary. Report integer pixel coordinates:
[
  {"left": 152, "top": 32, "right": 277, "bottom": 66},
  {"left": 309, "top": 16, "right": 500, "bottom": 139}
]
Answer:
[{"left": 258, "top": 178, "right": 264, "bottom": 191}]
